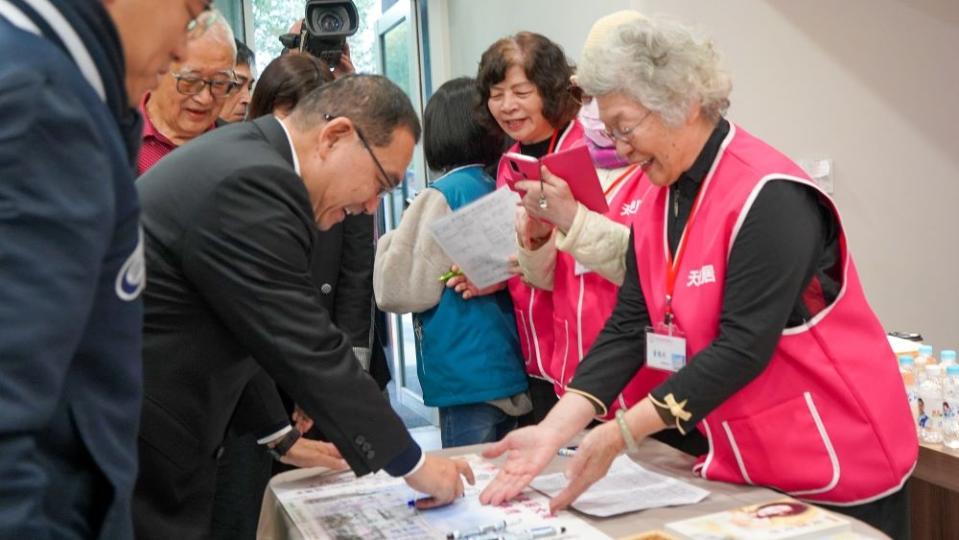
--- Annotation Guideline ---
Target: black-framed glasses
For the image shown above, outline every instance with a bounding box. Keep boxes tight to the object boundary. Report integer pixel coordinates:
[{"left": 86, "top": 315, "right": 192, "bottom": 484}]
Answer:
[
  {"left": 603, "top": 109, "right": 654, "bottom": 143},
  {"left": 172, "top": 72, "right": 240, "bottom": 98},
  {"left": 324, "top": 114, "right": 397, "bottom": 196}
]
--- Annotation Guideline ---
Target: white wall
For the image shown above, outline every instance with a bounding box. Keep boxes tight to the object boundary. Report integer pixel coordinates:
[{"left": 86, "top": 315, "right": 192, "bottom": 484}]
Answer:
[{"left": 433, "top": 0, "right": 959, "bottom": 349}]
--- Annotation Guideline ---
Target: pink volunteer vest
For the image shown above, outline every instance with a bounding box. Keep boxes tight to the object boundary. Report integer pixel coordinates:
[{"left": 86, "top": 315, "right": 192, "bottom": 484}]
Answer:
[
  {"left": 551, "top": 169, "right": 669, "bottom": 420},
  {"left": 496, "top": 121, "right": 585, "bottom": 380},
  {"left": 633, "top": 124, "right": 917, "bottom": 504}
]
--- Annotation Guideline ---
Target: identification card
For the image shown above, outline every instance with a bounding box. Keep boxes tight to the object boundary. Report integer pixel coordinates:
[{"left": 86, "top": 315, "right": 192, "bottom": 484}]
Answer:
[{"left": 646, "top": 324, "right": 687, "bottom": 372}]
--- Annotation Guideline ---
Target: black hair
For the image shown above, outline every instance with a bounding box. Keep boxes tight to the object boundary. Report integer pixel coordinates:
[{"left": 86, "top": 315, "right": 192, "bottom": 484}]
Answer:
[
  {"left": 234, "top": 38, "right": 255, "bottom": 68},
  {"left": 475, "top": 32, "right": 581, "bottom": 135},
  {"left": 423, "top": 77, "right": 504, "bottom": 172},
  {"left": 247, "top": 52, "right": 328, "bottom": 119},
  {"left": 291, "top": 74, "right": 421, "bottom": 146}
]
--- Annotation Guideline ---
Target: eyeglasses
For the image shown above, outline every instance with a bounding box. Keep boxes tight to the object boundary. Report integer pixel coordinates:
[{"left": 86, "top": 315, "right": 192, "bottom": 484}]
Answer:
[
  {"left": 324, "top": 114, "right": 397, "bottom": 196},
  {"left": 603, "top": 109, "right": 654, "bottom": 143},
  {"left": 172, "top": 72, "right": 240, "bottom": 98}
]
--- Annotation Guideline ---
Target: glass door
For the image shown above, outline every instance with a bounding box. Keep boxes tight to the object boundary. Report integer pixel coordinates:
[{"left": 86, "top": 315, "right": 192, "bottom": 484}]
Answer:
[{"left": 375, "top": 0, "right": 437, "bottom": 426}]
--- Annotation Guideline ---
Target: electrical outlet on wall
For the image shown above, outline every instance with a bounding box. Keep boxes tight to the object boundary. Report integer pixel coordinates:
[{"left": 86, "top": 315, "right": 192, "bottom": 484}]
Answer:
[{"left": 797, "top": 158, "right": 834, "bottom": 194}]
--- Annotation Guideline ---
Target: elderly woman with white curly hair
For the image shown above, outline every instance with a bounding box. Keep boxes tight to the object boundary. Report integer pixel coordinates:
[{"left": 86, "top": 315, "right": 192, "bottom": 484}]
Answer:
[{"left": 479, "top": 11, "right": 916, "bottom": 538}]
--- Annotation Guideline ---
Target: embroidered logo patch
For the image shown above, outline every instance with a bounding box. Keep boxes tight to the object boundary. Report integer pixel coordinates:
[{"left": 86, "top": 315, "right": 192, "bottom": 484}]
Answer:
[
  {"left": 621, "top": 199, "right": 641, "bottom": 216},
  {"left": 115, "top": 228, "right": 145, "bottom": 301},
  {"left": 686, "top": 264, "right": 716, "bottom": 287}
]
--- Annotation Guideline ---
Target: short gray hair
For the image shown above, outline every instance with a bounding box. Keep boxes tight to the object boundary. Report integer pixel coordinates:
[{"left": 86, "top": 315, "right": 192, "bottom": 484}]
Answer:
[
  {"left": 578, "top": 12, "right": 731, "bottom": 126},
  {"left": 190, "top": 9, "right": 237, "bottom": 61}
]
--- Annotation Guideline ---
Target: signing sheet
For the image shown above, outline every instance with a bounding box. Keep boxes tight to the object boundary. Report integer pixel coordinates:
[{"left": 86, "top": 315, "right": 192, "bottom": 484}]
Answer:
[
  {"left": 428, "top": 187, "right": 519, "bottom": 290},
  {"left": 530, "top": 455, "right": 710, "bottom": 518},
  {"left": 271, "top": 454, "right": 610, "bottom": 540}
]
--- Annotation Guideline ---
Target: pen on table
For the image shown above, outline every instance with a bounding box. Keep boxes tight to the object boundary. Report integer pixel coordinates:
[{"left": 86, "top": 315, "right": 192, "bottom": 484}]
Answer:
[
  {"left": 514, "top": 525, "right": 567, "bottom": 539},
  {"left": 445, "top": 520, "right": 507, "bottom": 539},
  {"left": 406, "top": 496, "right": 435, "bottom": 509},
  {"left": 556, "top": 446, "right": 577, "bottom": 457},
  {"left": 438, "top": 268, "right": 464, "bottom": 283}
]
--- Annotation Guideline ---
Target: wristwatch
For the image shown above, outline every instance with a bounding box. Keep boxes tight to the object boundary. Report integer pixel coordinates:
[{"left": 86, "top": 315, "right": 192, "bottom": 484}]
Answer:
[{"left": 267, "top": 427, "right": 301, "bottom": 460}]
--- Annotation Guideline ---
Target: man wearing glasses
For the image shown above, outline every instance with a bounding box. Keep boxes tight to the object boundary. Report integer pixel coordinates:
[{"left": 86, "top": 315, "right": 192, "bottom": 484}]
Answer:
[
  {"left": 137, "top": 10, "right": 238, "bottom": 175},
  {"left": 134, "top": 74, "right": 474, "bottom": 539},
  {"left": 0, "top": 0, "right": 212, "bottom": 538}
]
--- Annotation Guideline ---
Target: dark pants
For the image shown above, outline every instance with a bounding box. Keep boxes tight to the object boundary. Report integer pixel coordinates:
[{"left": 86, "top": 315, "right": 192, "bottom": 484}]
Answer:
[
  {"left": 823, "top": 482, "right": 910, "bottom": 540},
  {"left": 518, "top": 377, "right": 558, "bottom": 427},
  {"left": 133, "top": 437, "right": 218, "bottom": 540},
  {"left": 210, "top": 433, "right": 273, "bottom": 540},
  {"left": 439, "top": 403, "right": 518, "bottom": 448}
]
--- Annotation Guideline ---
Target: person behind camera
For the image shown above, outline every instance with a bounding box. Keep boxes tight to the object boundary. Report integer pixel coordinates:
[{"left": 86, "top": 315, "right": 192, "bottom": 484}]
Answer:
[{"left": 374, "top": 77, "right": 531, "bottom": 447}]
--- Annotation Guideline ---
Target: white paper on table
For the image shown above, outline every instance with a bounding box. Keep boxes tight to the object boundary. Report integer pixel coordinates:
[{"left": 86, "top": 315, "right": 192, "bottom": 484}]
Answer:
[
  {"left": 428, "top": 187, "right": 520, "bottom": 290},
  {"left": 273, "top": 454, "right": 611, "bottom": 540},
  {"left": 530, "top": 454, "right": 710, "bottom": 517}
]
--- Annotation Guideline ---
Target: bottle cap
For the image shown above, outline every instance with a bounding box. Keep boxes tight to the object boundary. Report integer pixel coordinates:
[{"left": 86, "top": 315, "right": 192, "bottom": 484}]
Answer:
[
  {"left": 941, "top": 350, "right": 957, "bottom": 364},
  {"left": 947, "top": 365, "right": 959, "bottom": 376},
  {"left": 899, "top": 355, "right": 914, "bottom": 366},
  {"left": 919, "top": 345, "right": 934, "bottom": 356}
]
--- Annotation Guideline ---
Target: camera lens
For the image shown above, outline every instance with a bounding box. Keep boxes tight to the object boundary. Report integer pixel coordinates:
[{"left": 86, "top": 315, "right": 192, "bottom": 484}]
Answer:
[{"left": 319, "top": 13, "right": 343, "bottom": 33}]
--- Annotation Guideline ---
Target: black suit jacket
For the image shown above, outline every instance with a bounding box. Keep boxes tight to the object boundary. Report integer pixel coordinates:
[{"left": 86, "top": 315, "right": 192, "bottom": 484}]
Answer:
[{"left": 134, "top": 116, "right": 413, "bottom": 539}]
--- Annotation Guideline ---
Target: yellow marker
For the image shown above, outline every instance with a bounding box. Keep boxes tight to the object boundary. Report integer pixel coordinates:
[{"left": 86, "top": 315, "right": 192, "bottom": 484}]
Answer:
[{"left": 437, "top": 269, "right": 464, "bottom": 283}]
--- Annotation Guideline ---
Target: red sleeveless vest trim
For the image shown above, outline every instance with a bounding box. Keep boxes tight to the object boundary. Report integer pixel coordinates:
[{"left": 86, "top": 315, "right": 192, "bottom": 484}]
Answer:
[
  {"left": 496, "top": 121, "right": 585, "bottom": 380},
  {"left": 632, "top": 124, "right": 917, "bottom": 504},
  {"left": 551, "top": 169, "right": 669, "bottom": 420}
]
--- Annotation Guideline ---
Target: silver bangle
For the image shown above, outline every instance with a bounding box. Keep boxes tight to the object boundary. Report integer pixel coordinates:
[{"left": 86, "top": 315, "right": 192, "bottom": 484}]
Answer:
[{"left": 615, "top": 409, "right": 640, "bottom": 454}]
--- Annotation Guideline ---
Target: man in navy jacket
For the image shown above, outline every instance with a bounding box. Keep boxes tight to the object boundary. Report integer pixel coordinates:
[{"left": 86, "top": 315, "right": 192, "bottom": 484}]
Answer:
[{"left": 0, "top": 0, "right": 204, "bottom": 537}]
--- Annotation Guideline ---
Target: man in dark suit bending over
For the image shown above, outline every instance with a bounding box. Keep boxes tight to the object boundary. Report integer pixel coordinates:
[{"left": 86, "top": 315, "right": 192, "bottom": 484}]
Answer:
[{"left": 134, "top": 74, "right": 473, "bottom": 539}]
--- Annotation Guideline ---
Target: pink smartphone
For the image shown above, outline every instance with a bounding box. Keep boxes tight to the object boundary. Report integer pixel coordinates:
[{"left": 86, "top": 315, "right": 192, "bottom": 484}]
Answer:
[
  {"left": 502, "top": 152, "right": 541, "bottom": 194},
  {"left": 542, "top": 145, "right": 609, "bottom": 213}
]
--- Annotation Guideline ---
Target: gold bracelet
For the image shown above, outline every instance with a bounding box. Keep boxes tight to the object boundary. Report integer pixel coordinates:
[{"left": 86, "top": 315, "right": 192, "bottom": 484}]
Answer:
[{"left": 615, "top": 409, "right": 639, "bottom": 454}]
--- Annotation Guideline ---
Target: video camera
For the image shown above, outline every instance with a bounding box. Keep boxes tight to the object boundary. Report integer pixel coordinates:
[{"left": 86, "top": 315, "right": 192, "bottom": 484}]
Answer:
[{"left": 279, "top": 0, "right": 359, "bottom": 69}]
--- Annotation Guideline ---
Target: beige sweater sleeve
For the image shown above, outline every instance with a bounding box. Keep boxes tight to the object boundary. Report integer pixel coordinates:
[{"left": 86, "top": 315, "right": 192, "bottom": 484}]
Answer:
[
  {"left": 516, "top": 229, "right": 557, "bottom": 291},
  {"left": 554, "top": 202, "right": 631, "bottom": 286},
  {"left": 373, "top": 189, "right": 453, "bottom": 314}
]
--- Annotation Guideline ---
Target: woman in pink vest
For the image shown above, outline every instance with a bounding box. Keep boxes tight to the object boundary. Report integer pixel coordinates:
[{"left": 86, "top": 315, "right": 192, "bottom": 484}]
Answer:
[
  {"left": 480, "top": 12, "right": 917, "bottom": 538},
  {"left": 454, "top": 33, "right": 584, "bottom": 423},
  {"left": 513, "top": 99, "right": 670, "bottom": 422}
]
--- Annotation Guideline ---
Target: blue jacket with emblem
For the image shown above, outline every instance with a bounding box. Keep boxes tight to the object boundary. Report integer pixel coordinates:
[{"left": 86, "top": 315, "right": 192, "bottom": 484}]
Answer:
[
  {"left": 0, "top": 1, "right": 143, "bottom": 538},
  {"left": 414, "top": 166, "right": 528, "bottom": 407}
]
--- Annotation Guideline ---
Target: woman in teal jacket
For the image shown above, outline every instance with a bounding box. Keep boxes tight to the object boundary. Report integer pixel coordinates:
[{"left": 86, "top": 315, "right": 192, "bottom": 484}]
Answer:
[{"left": 374, "top": 78, "right": 530, "bottom": 447}]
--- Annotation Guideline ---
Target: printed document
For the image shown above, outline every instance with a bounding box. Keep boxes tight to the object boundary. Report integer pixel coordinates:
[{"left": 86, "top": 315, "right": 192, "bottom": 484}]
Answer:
[
  {"left": 272, "top": 454, "right": 610, "bottom": 539},
  {"left": 530, "top": 455, "right": 710, "bottom": 517},
  {"left": 429, "top": 187, "right": 519, "bottom": 290}
]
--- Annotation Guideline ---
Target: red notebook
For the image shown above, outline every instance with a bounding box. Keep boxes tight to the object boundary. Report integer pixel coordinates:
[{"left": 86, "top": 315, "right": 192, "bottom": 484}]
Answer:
[{"left": 502, "top": 145, "right": 609, "bottom": 213}]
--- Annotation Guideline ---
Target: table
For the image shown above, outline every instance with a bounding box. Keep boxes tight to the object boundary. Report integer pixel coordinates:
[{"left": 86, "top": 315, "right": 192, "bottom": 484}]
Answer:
[
  {"left": 909, "top": 442, "right": 959, "bottom": 539},
  {"left": 256, "top": 438, "right": 888, "bottom": 539}
]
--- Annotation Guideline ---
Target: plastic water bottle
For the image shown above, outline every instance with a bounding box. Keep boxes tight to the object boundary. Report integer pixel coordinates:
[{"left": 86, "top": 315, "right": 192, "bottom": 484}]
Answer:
[
  {"left": 943, "top": 365, "right": 959, "bottom": 449},
  {"left": 917, "top": 345, "right": 936, "bottom": 365},
  {"left": 941, "top": 349, "right": 957, "bottom": 367},
  {"left": 919, "top": 364, "right": 944, "bottom": 443},
  {"left": 899, "top": 356, "right": 919, "bottom": 431}
]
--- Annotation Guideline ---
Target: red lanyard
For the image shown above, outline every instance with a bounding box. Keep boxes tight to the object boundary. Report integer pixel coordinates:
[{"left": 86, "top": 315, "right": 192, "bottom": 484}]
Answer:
[
  {"left": 663, "top": 186, "right": 706, "bottom": 325},
  {"left": 603, "top": 164, "right": 639, "bottom": 197},
  {"left": 546, "top": 129, "right": 560, "bottom": 154}
]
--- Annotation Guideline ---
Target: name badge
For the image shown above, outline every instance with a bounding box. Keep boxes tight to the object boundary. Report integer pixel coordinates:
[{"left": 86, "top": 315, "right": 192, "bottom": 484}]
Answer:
[{"left": 646, "top": 324, "right": 687, "bottom": 372}]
